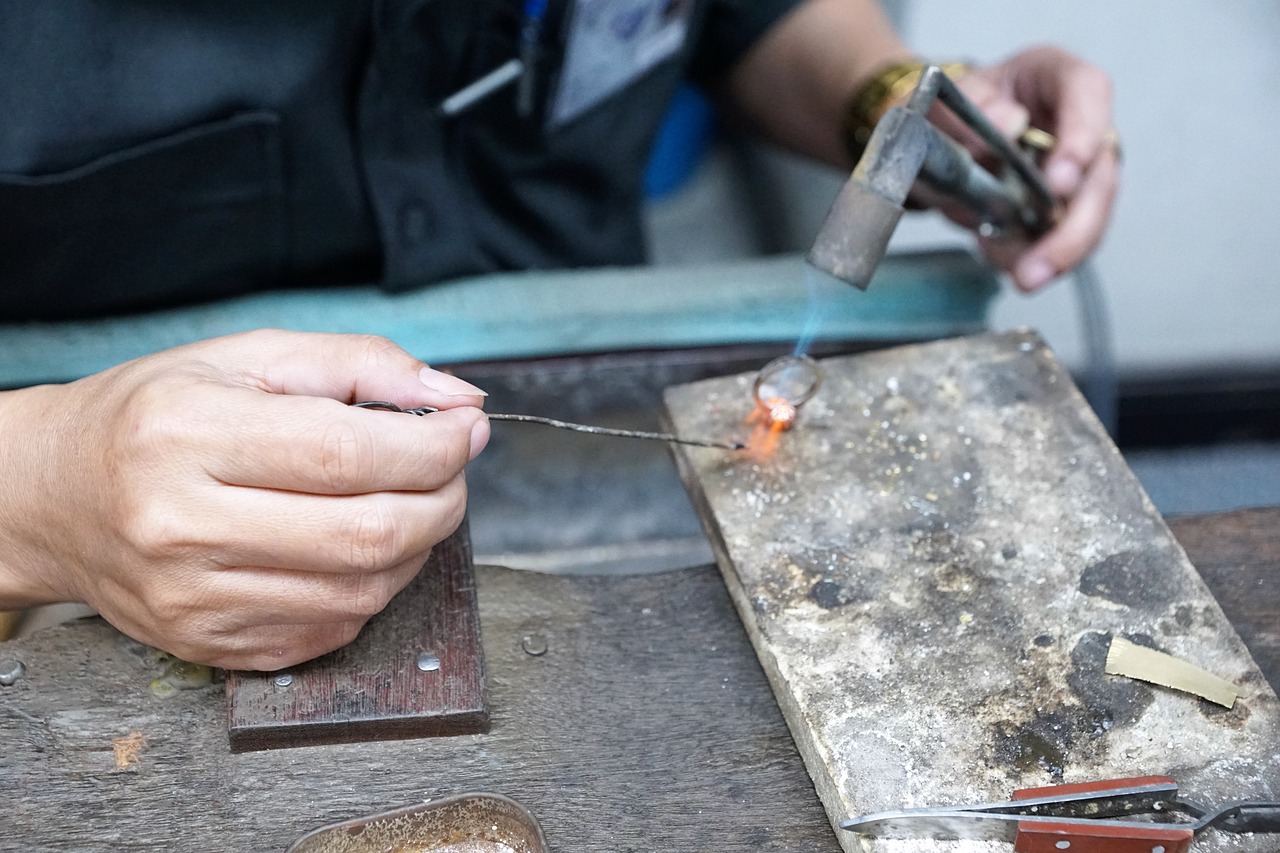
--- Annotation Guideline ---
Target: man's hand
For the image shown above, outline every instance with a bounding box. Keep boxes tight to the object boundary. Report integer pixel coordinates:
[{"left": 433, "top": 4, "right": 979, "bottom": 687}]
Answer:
[
  {"left": 953, "top": 46, "right": 1120, "bottom": 291},
  {"left": 0, "top": 330, "right": 490, "bottom": 670},
  {"left": 725, "top": 0, "right": 1118, "bottom": 293}
]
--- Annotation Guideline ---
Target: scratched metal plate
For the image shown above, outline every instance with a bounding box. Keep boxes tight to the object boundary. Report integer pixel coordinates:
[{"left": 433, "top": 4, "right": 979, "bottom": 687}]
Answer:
[{"left": 664, "top": 331, "right": 1280, "bottom": 853}]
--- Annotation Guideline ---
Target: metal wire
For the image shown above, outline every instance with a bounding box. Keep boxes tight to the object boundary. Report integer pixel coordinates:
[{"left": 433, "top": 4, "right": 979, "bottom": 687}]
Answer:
[{"left": 354, "top": 402, "right": 744, "bottom": 451}]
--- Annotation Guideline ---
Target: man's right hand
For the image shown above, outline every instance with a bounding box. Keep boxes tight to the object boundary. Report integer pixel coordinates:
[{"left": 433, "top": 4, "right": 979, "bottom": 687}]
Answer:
[{"left": 0, "top": 330, "right": 490, "bottom": 670}]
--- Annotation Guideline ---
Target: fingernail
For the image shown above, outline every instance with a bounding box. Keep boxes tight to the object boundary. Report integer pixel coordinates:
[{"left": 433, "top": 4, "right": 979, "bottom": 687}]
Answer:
[
  {"left": 1016, "top": 257, "right": 1057, "bottom": 291},
  {"left": 469, "top": 417, "right": 491, "bottom": 460},
  {"left": 1047, "top": 159, "right": 1082, "bottom": 196},
  {"left": 420, "top": 366, "right": 487, "bottom": 397}
]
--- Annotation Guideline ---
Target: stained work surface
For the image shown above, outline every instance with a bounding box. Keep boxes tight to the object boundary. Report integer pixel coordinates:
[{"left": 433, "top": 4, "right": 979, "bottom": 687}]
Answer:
[{"left": 664, "top": 331, "right": 1280, "bottom": 853}]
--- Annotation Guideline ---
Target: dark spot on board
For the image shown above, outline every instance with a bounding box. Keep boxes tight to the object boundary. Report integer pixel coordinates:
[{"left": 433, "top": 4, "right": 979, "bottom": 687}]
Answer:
[
  {"left": 909, "top": 528, "right": 963, "bottom": 564},
  {"left": 1066, "top": 632, "right": 1153, "bottom": 728},
  {"left": 969, "top": 356, "right": 1052, "bottom": 408},
  {"left": 989, "top": 715, "right": 1067, "bottom": 782},
  {"left": 932, "top": 563, "right": 982, "bottom": 599},
  {"left": 1200, "top": 699, "right": 1251, "bottom": 729},
  {"left": 809, "top": 579, "right": 847, "bottom": 610},
  {"left": 1126, "top": 632, "right": 1159, "bottom": 650},
  {"left": 1079, "top": 551, "right": 1178, "bottom": 611},
  {"left": 1174, "top": 605, "right": 1194, "bottom": 628},
  {"left": 1002, "top": 546, "right": 1019, "bottom": 560},
  {"left": 1033, "top": 634, "right": 1055, "bottom": 648},
  {"left": 900, "top": 514, "right": 951, "bottom": 537},
  {"left": 987, "top": 704, "right": 1119, "bottom": 785}
]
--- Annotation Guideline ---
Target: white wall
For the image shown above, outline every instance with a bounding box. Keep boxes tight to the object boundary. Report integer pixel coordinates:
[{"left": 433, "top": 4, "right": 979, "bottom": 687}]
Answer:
[{"left": 894, "top": 0, "right": 1280, "bottom": 375}]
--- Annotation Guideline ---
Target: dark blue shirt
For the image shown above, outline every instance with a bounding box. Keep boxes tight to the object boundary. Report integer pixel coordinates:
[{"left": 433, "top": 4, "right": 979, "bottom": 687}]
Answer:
[{"left": 0, "top": 0, "right": 800, "bottom": 320}]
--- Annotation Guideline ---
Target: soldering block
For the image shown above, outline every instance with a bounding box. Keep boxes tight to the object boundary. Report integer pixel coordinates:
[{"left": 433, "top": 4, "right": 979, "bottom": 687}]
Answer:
[{"left": 663, "top": 330, "right": 1280, "bottom": 853}]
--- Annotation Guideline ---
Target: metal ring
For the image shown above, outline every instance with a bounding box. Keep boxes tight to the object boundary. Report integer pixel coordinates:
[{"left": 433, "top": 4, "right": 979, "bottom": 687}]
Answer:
[
  {"left": 1018, "top": 126, "right": 1056, "bottom": 155},
  {"left": 753, "top": 355, "right": 823, "bottom": 411},
  {"left": 1103, "top": 127, "right": 1123, "bottom": 163},
  {"left": 1018, "top": 126, "right": 1122, "bottom": 164}
]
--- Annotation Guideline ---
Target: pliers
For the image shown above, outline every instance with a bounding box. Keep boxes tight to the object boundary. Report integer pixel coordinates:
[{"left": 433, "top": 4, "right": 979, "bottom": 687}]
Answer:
[{"left": 840, "top": 775, "right": 1280, "bottom": 852}]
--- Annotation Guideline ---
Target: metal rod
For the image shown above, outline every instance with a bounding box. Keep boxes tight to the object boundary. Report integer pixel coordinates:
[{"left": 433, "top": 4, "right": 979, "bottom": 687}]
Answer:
[
  {"left": 354, "top": 402, "right": 744, "bottom": 451},
  {"left": 438, "top": 59, "right": 523, "bottom": 116},
  {"left": 927, "top": 66, "right": 1057, "bottom": 215},
  {"left": 488, "top": 413, "right": 743, "bottom": 450}
]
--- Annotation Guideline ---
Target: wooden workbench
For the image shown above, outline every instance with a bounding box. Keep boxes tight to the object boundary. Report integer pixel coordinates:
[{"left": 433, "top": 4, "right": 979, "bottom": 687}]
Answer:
[{"left": 0, "top": 507, "right": 1276, "bottom": 853}]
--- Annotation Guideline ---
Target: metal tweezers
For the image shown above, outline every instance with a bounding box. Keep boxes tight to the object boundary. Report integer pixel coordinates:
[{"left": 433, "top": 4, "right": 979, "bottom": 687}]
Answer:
[{"left": 840, "top": 776, "right": 1280, "bottom": 852}]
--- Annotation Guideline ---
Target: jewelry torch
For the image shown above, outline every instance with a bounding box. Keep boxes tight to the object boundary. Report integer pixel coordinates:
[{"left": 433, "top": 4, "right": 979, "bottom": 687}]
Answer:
[{"left": 807, "top": 65, "right": 1057, "bottom": 289}]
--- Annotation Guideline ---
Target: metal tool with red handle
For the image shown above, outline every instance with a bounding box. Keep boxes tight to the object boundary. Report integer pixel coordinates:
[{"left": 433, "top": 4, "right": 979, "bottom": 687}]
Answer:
[{"left": 839, "top": 776, "right": 1280, "bottom": 852}]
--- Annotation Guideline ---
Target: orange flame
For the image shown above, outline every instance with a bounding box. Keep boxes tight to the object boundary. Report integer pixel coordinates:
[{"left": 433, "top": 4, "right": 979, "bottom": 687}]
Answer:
[{"left": 744, "top": 396, "right": 797, "bottom": 461}]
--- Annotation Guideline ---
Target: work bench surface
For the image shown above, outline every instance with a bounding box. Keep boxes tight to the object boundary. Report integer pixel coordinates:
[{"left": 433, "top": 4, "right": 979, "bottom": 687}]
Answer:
[{"left": 0, "top": 507, "right": 1277, "bottom": 853}]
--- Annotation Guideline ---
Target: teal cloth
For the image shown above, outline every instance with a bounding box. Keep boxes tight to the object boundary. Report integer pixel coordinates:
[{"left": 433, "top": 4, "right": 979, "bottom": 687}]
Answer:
[{"left": 0, "top": 250, "right": 998, "bottom": 388}]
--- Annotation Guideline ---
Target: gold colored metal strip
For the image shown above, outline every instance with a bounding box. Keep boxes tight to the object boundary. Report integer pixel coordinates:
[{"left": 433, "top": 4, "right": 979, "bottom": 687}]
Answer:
[{"left": 1105, "top": 635, "right": 1239, "bottom": 709}]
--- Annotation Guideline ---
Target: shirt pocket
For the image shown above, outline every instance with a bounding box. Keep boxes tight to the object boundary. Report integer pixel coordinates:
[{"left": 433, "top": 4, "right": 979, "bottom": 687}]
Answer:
[{"left": 0, "top": 111, "right": 286, "bottom": 321}]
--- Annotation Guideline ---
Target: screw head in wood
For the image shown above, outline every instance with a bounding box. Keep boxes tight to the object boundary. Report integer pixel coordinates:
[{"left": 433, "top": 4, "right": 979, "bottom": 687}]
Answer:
[
  {"left": 0, "top": 659, "right": 24, "bottom": 686},
  {"left": 521, "top": 634, "right": 548, "bottom": 656}
]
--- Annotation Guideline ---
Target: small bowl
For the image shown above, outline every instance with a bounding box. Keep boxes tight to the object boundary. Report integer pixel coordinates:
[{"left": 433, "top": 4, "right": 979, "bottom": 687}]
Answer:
[{"left": 286, "top": 793, "right": 548, "bottom": 853}]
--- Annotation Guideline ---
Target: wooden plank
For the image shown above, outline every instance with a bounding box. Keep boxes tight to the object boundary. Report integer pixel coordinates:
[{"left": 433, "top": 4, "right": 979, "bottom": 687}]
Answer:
[
  {"left": 1169, "top": 507, "right": 1280, "bottom": 690},
  {"left": 663, "top": 331, "right": 1280, "bottom": 853},
  {"left": 226, "top": 524, "right": 487, "bottom": 751},
  {"left": 0, "top": 561, "right": 835, "bottom": 852}
]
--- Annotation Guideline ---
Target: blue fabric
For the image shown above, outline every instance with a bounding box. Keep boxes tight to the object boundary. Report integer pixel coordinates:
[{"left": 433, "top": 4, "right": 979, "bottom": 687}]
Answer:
[{"left": 644, "top": 85, "right": 715, "bottom": 199}]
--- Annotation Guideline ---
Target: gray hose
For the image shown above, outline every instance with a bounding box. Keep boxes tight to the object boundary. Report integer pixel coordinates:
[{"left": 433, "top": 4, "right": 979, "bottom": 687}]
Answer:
[{"left": 1072, "top": 257, "right": 1118, "bottom": 436}]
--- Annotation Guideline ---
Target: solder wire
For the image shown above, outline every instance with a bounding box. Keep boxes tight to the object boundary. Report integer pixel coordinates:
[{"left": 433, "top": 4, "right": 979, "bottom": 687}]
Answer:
[{"left": 354, "top": 402, "right": 744, "bottom": 451}]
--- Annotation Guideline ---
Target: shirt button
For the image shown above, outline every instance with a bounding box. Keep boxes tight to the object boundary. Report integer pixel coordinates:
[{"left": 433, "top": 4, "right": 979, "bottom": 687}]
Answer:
[{"left": 397, "top": 198, "right": 434, "bottom": 247}]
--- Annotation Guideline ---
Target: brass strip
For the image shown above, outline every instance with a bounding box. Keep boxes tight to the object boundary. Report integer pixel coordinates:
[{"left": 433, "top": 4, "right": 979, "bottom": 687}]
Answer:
[{"left": 1105, "top": 635, "right": 1239, "bottom": 709}]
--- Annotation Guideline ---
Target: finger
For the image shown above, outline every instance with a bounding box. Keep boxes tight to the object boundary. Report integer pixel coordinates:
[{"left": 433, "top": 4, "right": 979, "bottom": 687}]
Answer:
[
  {"left": 199, "top": 554, "right": 428, "bottom": 632},
  {"left": 1008, "top": 151, "right": 1119, "bottom": 291},
  {"left": 975, "top": 231, "right": 1029, "bottom": 274},
  {"left": 98, "top": 553, "right": 428, "bottom": 670},
  {"left": 90, "top": 585, "right": 370, "bottom": 671},
  {"left": 105, "top": 554, "right": 422, "bottom": 647},
  {"left": 1013, "top": 49, "right": 1113, "bottom": 196},
  {"left": 193, "top": 330, "right": 488, "bottom": 411},
  {"left": 205, "top": 620, "right": 369, "bottom": 671},
  {"left": 201, "top": 387, "right": 486, "bottom": 493},
  {"left": 190, "top": 477, "right": 469, "bottom": 574}
]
